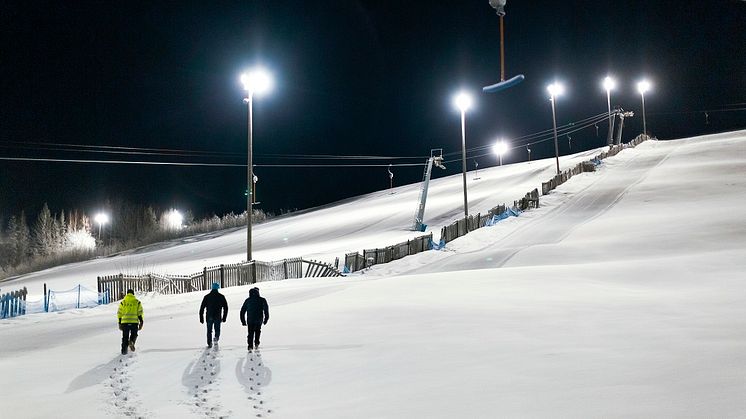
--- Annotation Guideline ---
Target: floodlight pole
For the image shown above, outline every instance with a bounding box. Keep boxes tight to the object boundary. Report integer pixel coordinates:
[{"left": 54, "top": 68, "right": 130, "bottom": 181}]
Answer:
[
  {"left": 640, "top": 91, "right": 647, "bottom": 135},
  {"left": 606, "top": 87, "right": 614, "bottom": 146},
  {"left": 550, "top": 95, "right": 560, "bottom": 175},
  {"left": 460, "top": 109, "right": 469, "bottom": 220},
  {"left": 246, "top": 91, "right": 254, "bottom": 262}
]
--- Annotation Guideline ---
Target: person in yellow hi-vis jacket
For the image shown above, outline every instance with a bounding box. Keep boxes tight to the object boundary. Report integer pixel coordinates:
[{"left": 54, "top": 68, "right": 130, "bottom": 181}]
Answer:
[{"left": 117, "top": 289, "right": 144, "bottom": 355}]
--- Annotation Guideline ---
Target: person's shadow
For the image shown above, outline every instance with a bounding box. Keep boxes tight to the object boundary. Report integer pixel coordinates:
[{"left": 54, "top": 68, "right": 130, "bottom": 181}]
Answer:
[
  {"left": 182, "top": 348, "right": 221, "bottom": 394},
  {"left": 66, "top": 355, "right": 122, "bottom": 393},
  {"left": 235, "top": 351, "right": 272, "bottom": 395}
]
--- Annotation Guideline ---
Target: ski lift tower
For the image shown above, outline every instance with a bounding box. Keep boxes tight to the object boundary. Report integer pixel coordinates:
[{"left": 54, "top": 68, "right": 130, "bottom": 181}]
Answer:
[{"left": 412, "top": 149, "right": 446, "bottom": 231}]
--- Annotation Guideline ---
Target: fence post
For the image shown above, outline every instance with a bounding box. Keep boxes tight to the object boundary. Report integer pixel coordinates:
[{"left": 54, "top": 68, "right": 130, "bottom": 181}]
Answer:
[
  {"left": 21, "top": 287, "right": 27, "bottom": 315},
  {"left": 44, "top": 283, "right": 48, "bottom": 312},
  {"left": 220, "top": 264, "right": 225, "bottom": 288},
  {"left": 77, "top": 284, "right": 81, "bottom": 309},
  {"left": 283, "top": 260, "right": 289, "bottom": 279}
]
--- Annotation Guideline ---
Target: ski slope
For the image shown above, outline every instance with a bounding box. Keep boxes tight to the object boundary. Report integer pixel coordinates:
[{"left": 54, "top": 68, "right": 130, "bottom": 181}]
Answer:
[
  {"left": 3, "top": 145, "right": 603, "bottom": 295},
  {"left": 1, "top": 130, "right": 746, "bottom": 418}
]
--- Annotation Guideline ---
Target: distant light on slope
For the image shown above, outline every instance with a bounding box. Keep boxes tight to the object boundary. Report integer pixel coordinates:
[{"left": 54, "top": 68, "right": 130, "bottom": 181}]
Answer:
[{"left": 165, "top": 209, "right": 183, "bottom": 230}]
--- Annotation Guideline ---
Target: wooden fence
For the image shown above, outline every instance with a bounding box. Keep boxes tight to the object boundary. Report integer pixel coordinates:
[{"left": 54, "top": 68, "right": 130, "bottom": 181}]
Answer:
[
  {"left": 98, "top": 258, "right": 339, "bottom": 301},
  {"left": 0, "top": 287, "right": 27, "bottom": 319},
  {"left": 542, "top": 134, "right": 650, "bottom": 195},
  {"left": 98, "top": 134, "right": 652, "bottom": 297},
  {"left": 440, "top": 188, "right": 539, "bottom": 245},
  {"left": 344, "top": 233, "right": 433, "bottom": 273}
]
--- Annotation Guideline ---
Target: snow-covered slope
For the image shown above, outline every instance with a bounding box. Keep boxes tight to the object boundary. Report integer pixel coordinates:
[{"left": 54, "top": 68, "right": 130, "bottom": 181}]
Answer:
[
  {"left": 2, "top": 130, "right": 746, "bottom": 418},
  {"left": 4, "top": 145, "right": 602, "bottom": 295}
]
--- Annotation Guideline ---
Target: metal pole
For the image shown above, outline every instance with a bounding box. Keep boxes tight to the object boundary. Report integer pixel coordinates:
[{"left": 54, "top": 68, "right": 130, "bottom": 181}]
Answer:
[
  {"left": 550, "top": 96, "right": 560, "bottom": 174},
  {"left": 641, "top": 92, "right": 647, "bottom": 135},
  {"left": 500, "top": 15, "right": 505, "bottom": 82},
  {"left": 606, "top": 89, "right": 614, "bottom": 146},
  {"left": 499, "top": 153, "right": 503, "bottom": 166},
  {"left": 247, "top": 92, "right": 254, "bottom": 262},
  {"left": 460, "top": 110, "right": 469, "bottom": 220}
]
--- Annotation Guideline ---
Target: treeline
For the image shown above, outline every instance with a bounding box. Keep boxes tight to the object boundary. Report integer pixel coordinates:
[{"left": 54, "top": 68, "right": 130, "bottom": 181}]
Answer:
[{"left": 0, "top": 202, "right": 269, "bottom": 281}]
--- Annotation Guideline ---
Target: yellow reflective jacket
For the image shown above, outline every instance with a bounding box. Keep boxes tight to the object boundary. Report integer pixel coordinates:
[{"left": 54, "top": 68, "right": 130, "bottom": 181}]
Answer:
[{"left": 117, "top": 294, "right": 143, "bottom": 324}]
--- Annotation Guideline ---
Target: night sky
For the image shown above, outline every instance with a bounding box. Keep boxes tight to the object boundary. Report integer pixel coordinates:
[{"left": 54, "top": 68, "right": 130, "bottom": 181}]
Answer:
[{"left": 1, "top": 1, "right": 744, "bottom": 223}]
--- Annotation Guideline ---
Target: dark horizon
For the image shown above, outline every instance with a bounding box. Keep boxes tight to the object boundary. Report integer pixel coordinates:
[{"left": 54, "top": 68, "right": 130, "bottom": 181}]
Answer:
[{"left": 1, "top": 1, "right": 744, "bottom": 224}]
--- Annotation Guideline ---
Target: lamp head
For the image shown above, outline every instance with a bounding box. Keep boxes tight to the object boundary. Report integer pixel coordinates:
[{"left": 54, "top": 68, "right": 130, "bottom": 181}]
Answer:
[
  {"left": 547, "top": 82, "right": 565, "bottom": 98},
  {"left": 637, "top": 79, "right": 651, "bottom": 95},
  {"left": 94, "top": 212, "right": 109, "bottom": 226},
  {"left": 453, "top": 91, "right": 473, "bottom": 113},
  {"left": 240, "top": 67, "right": 273, "bottom": 96},
  {"left": 603, "top": 76, "right": 616, "bottom": 92},
  {"left": 492, "top": 140, "right": 508, "bottom": 156}
]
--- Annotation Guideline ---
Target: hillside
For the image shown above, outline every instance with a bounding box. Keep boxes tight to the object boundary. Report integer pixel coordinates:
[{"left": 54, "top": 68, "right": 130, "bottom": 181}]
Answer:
[{"left": 1, "top": 130, "right": 745, "bottom": 418}]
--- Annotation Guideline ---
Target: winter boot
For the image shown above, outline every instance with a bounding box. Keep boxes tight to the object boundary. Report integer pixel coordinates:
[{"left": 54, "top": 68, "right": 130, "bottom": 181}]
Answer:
[{"left": 129, "top": 338, "right": 136, "bottom": 352}]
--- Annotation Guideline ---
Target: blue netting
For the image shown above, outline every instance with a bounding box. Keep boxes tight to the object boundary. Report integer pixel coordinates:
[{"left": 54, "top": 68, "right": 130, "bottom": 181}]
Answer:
[
  {"left": 24, "top": 296, "right": 45, "bottom": 314},
  {"left": 486, "top": 207, "right": 521, "bottom": 226},
  {"left": 47, "top": 285, "right": 108, "bottom": 312}
]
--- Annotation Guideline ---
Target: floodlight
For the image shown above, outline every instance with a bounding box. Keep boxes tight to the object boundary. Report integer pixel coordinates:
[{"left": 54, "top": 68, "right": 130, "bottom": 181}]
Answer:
[
  {"left": 637, "top": 79, "right": 651, "bottom": 94},
  {"left": 240, "top": 67, "right": 273, "bottom": 96},
  {"left": 453, "top": 92, "right": 473, "bottom": 112},
  {"left": 603, "top": 76, "right": 616, "bottom": 92},
  {"left": 547, "top": 82, "right": 565, "bottom": 98}
]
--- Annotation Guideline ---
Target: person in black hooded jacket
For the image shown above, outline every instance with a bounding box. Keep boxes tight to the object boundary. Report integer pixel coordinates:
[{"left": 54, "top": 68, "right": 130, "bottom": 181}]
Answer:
[
  {"left": 240, "top": 287, "right": 269, "bottom": 350},
  {"left": 199, "top": 283, "right": 228, "bottom": 348}
]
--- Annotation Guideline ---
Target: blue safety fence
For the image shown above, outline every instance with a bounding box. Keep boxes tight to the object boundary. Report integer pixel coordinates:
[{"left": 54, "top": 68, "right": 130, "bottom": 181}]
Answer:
[
  {"left": 47, "top": 284, "right": 109, "bottom": 312},
  {"left": 486, "top": 207, "right": 522, "bottom": 226},
  {"left": 0, "top": 287, "right": 28, "bottom": 319}
]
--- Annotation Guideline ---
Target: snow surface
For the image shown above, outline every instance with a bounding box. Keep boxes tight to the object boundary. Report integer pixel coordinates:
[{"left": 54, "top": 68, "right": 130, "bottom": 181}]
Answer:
[{"left": 1, "top": 130, "right": 746, "bottom": 418}]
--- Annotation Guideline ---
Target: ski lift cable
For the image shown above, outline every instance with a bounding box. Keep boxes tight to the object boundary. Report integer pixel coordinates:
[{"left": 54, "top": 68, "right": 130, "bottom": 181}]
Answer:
[
  {"left": 440, "top": 114, "right": 607, "bottom": 164},
  {"left": 0, "top": 156, "right": 426, "bottom": 168},
  {"left": 0, "top": 140, "right": 429, "bottom": 161},
  {"left": 443, "top": 112, "right": 611, "bottom": 158}
]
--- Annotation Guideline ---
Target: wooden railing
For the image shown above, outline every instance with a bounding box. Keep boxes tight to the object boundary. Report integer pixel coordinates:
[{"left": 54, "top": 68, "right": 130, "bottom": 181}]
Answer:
[{"left": 98, "top": 258, "right": 340, "bottom": 301}]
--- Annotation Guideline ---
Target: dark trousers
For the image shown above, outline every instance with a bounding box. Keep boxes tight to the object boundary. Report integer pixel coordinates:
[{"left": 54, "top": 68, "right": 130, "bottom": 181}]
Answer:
[
  {"left": 206, "top": 317, "right": 221, "bottom": 344},
  {"left": 247, "top": 322, "right": 262, "bottom": 346},
  {"left": 121, "top": 323, "right": 138, "bottom": 353}
]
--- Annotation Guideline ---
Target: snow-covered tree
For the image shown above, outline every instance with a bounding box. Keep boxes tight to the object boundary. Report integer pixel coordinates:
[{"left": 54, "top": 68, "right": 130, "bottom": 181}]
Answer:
[
  {"left": 5, "top": 212, "right": 31, "bottom": 267},
  {"left": 63, "top": 228, "right": 96, "bottom": 252},
  {"left": 33, "top": 203, "right": 58, "bottom": 256}
]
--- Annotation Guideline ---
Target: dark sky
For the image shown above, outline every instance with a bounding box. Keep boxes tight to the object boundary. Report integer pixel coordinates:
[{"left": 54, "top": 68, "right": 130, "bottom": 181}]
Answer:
[{"left": 1, "top": 1, "right": 745, "bottom": 223}]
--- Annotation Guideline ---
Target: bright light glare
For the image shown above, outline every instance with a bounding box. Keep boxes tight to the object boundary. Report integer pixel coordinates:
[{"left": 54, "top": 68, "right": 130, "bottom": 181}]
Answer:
[
  {"left": 240, "top": 67, "right": 273, "bottom": 95},
  {"left": 94, "top": 212, "right": 109, "bottom": 226},
  {"left": 492, "top": 140, "right": 508, "bottom": 156},
  {"left": 603, "top": 76, "right": 616, "bottom": 91},
  {"left": 453, "top": 91, "right": 473, "bottom": 112},
  {"left": 637, "top": 79, "right": 651, "bottom": 94},
  {"left": 166, "top": 209, "right": 183, "bottom": 230},
  {"left": 547, "top": 82, "right": 565, "bottom": 98}
]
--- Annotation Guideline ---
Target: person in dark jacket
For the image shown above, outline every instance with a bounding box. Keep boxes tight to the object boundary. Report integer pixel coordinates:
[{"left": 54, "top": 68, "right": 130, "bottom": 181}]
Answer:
[
  {"left": 199, "top": 283, "right": 228, "bottom": 348},
  {"left": 240, "top": 287, "right": 269, "bottom": 351}
]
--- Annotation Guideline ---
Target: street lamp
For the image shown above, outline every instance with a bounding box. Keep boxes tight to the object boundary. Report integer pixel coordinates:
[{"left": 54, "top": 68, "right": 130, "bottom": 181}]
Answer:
[
  {"left": 453, "top": 91, "right": 473, "bottom": 221},
  {"left": 94, "top": 212, "right": 109, "bottom": 240},
  {"left": 637, "top": 79, "right": 651, "bottom": 136},
  {"left": 240, "top": 67, "right": 273, "bottom": 262},
  {"left": 492, "top": 139, "right": 508, "bottom": 166},
  {"left": 547, "top": 82, "right": 565, "bottom": 175},
  {"left": 603, "top": 76, "right": 616, "bottom": 146}
]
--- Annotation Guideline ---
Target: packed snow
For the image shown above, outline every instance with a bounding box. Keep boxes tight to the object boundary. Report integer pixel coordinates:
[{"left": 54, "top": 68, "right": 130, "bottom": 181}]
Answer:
[{"left": 1, "top": 130, "right": 745, "bottom": 418}]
